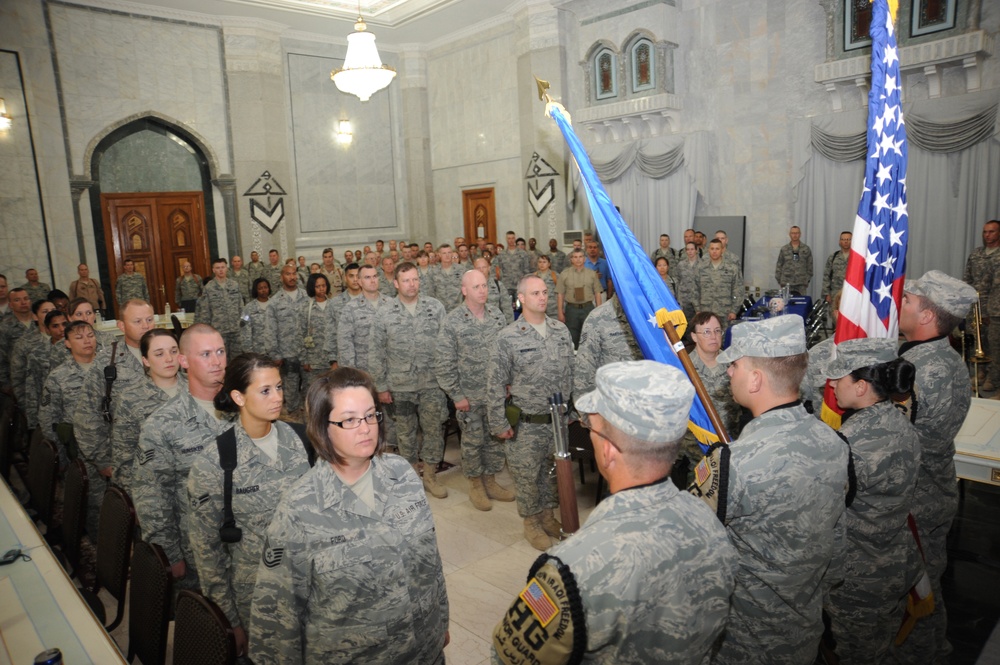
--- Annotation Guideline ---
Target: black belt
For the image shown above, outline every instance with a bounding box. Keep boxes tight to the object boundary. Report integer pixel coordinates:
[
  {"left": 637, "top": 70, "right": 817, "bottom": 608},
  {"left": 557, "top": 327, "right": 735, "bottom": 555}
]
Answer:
[
  {"left": 519, "top": 413, "right": 552, "bottom": 425},
  {"left": 566, "top": 303, "right": 592, "bottom": 309}
]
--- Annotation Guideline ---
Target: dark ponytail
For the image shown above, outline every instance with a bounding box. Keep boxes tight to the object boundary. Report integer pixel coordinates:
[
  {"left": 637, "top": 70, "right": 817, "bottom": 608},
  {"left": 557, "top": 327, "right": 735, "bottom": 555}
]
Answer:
[{"left": 849, "top": 357, "right": 915, "bottom": 400}]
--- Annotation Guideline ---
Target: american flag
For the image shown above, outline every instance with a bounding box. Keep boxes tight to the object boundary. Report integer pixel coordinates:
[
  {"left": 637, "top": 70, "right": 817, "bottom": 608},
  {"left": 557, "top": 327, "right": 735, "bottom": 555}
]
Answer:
[
  {"left": 822, "top": 0, "right": 908, "bottom": 428},
  {"left": 519, "top": 579, "right": 559, "bottom": 627}
]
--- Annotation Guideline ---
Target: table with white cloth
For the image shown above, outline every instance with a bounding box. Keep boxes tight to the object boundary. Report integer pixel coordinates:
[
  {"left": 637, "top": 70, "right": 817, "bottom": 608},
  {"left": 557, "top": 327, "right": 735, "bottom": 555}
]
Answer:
[{"left": 954, "top": 397, "right": 1000, "bottom": 486}]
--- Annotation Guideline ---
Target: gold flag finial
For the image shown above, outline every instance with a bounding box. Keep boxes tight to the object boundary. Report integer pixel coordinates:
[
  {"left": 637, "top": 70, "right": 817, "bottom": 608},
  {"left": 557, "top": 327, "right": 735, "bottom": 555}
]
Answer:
[{"left": 534, "top": 76, "right": 551, "bottom": 103}]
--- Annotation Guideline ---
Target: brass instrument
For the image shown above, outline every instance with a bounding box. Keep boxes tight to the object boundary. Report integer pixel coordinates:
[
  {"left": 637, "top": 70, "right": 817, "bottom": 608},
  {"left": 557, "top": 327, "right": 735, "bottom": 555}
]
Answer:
[{"left": 970, "top": 293, "right": 990, "bottom": 396}]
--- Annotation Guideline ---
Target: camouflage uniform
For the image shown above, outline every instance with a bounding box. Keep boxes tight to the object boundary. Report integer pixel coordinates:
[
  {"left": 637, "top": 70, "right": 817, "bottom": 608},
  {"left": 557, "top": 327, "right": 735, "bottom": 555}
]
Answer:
[
  {"left": 319, "top": 266, "right": 345, "bottom": 295},
  {"left": 110, "top": 374, "right": 186, "bottom": 494},
  {"left": 377, "top": 269, "right": 397, "bottom": 298},
  {"left": 114, "top": 272, "right": 150, "bottom": 309},
  {"left": 417, "top": 267, "right": 435, "bottom": 299},
  {"left": 774, "top": 242, "right": 814, "bottom": 294},
  {"left": 428, "top": 265, "right": 464, "bottom": 311},
  {"left": 264, "top": 287, "right": 306, "bottom": 412},
  {"left": 22, "top": 282, "right": 51, "bottom": 304},
  {"left": 0, "top": 316, "right": 32, "bottom": 388},
  {"left": 534, "top": 270, "right": 560, "bottom": 319},
  {"left": 74, "top": 342, "right": 147, "bottom": 537},
  {"left": 38, "top": 357, "right": 93, "bottom": 466},
  {"left": 131, "top": 390, "right": 236, "bottom": 590},
  {"left": 823, "top": 249, "right": 851, "bottom": 300},
  {"left": 23, "top": 341, "right": 69, "bottom": 428},
  {"left": 261, "top": 264, "right": 284, "bottom": 296},
  {"left": 827, "top": 400, "right": 921, "bottom": 664},
  {"left": 250, "top": 456, "right": 449, "bottom": 665},
  {"left": 10, "top": 328, "right": 45, "bottom": 409},
  {"left": 369, "top": 296, "right": 447, "bottom": 465},
  {"left": 495, "top": 248, "right": 531, "bottom": 295},
  {"left": 683, "top": 351, "right": 737, "bottom": 450},
  {"left": 435, "top": 302, "right": 507, "bottom": 477},
  {"left": 487, "top": 317, "right": 574, "bottom": 517},
  {"left": 239, "top": 299, "right": 271, "bottom": 355},
  {"left": 983, "top": 253, "right": 1000, "bottom": 385},
  {"left": 650, "top": 246, "right": 676, "bottom": 263},
  {"left": 228, "top": 267, "right": 252, "bottom": 301},
  {"left": 547, "top": 249, "right": 567, "bottom": 274},
  {"left": 247, "top": 260, "right": 265, "bottom": 284},
  {"left": 175, "top": 274, "right": 204, "bottom": 307},
  {"left": 196, "top": 278, "right": 246, "bottom": 355},
  {"left": 298, "top": 297, "right": 338, "bottom": 390},
  {"left": 801, "top": 336, "right": 835, "bottom": 411},
  {"left": 486, "top": 276, "right": 514, "bottom": 323},
  {"left": 696, "top": 259, "right": 743, "bottom": 324},
  {"left": 187, "top": 420, "right": 310, "bottom": 630},
  {"left": 336, "top": 293, "right": 393, "bottom": 371},
  {"left": 572, "top": 296, "right": 642, "bottom": 400},
  {"left": 673, "top": 256, "right": 702, "bottom": 321},
  {"left": 328, "top": 289, "right": 359, "bottom": 323}
]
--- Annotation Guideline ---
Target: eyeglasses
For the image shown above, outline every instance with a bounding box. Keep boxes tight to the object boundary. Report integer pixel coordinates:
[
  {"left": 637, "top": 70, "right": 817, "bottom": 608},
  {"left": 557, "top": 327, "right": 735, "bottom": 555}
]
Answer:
[
  {"left": 578, "top": 413, "right": 619, "bottom": 449},
  {"left": 328, "top": 411, "right": 383, "bottom": 429},
  {"left": 695, "top": 328, "right": 723, "bottom": 337}
]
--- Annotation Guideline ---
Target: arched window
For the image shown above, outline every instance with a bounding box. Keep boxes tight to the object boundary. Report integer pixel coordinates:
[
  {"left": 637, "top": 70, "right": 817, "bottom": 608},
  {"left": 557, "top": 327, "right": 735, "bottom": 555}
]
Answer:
[
  {"left": 593, "top": 48, "right": 618, "bottom": 100},
  {"left": 630, "top": 38, "right": 655, "bottom": 92}
]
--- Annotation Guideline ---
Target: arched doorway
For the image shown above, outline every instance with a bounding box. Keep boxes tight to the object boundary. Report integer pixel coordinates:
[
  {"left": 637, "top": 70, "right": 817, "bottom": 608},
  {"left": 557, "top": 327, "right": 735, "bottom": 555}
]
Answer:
[{"left": 88, "top": 117, "right": 219, "bottom": 316}]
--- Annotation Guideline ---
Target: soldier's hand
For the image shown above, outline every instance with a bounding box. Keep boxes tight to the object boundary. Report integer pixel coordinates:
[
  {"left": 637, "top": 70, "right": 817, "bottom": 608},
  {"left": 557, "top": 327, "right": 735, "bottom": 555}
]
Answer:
[
  {"left": 558, "top": 311, "right": 566, "bottom": 323},
  {"left": 444, "top": 630, "right": 451, "bottom": 648},
  {"left": 454, "top": 398, "right": 471, "bottom": 412},
  {"left": 497, "top": 428, "right": 514, "bottom": 439},
  {"left": 234, "top": 627, "right": 248, "bottom": 657},
  {"left": 379, "top": 390, "right": 393, "bottom": 404},
  {"left": 170, "top": 559, "right": 187, "bottom": 579}
]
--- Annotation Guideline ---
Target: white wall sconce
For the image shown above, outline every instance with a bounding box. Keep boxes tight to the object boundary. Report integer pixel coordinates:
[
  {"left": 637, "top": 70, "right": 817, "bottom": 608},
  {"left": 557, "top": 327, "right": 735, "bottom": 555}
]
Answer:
[
  {"left": 0, "top": 99, "right": 11, "bottom": 131},
  {"left": 336, "top": 119, "right": 353, "bottom": 144}
]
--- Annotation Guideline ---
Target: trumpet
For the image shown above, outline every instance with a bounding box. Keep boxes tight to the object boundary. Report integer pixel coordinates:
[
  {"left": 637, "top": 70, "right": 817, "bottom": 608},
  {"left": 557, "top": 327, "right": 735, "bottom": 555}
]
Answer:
[{"left": 972, "top": 294, "right": 990, "bottom": 362}]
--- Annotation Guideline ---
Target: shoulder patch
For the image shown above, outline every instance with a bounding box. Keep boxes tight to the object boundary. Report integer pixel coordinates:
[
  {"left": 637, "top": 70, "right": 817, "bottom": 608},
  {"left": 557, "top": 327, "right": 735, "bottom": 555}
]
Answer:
[
  {"left": 137, "top": 449, "right": 156, "bottom": 465},
  {"left": 262, "top": 537, "right": 285, "bottom": 568}
]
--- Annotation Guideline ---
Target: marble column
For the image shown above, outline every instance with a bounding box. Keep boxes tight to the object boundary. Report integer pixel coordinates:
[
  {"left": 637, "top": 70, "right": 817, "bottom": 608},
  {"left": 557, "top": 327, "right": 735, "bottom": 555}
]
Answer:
[
  {"left": 212, "top": 174, "right": 241, "bottom": 256},
  {"left": 69, "top": 176, "right": 94, "bottom": 264},
  {"left": 399, "top": 48, "right": 436, "bottom": 242}
]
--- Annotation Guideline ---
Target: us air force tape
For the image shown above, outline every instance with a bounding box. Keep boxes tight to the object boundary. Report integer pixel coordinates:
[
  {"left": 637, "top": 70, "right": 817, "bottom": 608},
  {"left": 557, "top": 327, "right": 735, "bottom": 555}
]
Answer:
[
  {"left": 687, "top": 442, "right": 730, "bottom": 523},
  {"left": 492, "top": 554, "right": 585, "bottom": 665}
]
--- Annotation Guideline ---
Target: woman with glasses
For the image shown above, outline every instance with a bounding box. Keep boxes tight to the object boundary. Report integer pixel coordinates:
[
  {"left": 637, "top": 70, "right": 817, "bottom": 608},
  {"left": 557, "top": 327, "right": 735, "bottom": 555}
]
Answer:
[
  {"left": 251, "top": 367, "right": 449, "bottom": 664},
  {"left": 188, "top": 353, "right": 312, "bottom": 659}
]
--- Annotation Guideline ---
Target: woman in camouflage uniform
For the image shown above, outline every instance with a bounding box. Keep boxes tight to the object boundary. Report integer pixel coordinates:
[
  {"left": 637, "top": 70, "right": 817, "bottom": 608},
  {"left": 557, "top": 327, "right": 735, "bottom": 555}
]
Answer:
[
  {"left": 251, "top": 367, "right": 449, "bottom": 665},
  {"left": 533, "top": 254, "right": 560, "bottom": 318},
  {"left": 655, "top": 256, "right": 677, "bottom": 294},
  {"left": 187, "top": 354, "right": 311, "bottom": 659},
  {"left": 68, "top": 297, "right": 116, "bottom": 350},
  {"left": 299, "top": 274, "right": 338, "bottom": 390},
  {"left": 824, "top": 338, "right": 922, "bottom": 664},
  {"left": 111, "top": 329, "right": 185, "bottom": 492},
  {"left": 239, "top": 278, "right": 272, "bottom": 355}
]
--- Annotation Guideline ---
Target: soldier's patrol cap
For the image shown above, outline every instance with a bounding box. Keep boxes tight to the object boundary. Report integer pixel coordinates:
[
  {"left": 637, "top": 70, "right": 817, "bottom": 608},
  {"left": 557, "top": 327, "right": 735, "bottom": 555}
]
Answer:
[
  {"left": 716, "top": 315, "right": 806, "bottom": 364},
  {"left": 825, "top": 337, "right": 898, "bottom": 380},
  {"left": 575, "top": 360, "right": 694, "bottom": 443},
  {"left": 904, "top": 270, "right": 978, "bottom": 318}
]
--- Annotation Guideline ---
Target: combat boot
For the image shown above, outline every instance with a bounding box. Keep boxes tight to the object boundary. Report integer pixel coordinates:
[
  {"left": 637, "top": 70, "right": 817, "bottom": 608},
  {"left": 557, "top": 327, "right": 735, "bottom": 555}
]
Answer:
[
  {"left": 540, "top": 509, "right": 563, "bottom": 539},
  {"left": 422, "top": 466, "right": 449, "bottom": 499},
  {"left": 523, "top": 515, "right": 551, "bottom": 551},
  {"left": 468, "top": 476, "right": 492, "bottom": 511},
  {"left": 482, "top": 474, "right": 515, "bottom": 502}
]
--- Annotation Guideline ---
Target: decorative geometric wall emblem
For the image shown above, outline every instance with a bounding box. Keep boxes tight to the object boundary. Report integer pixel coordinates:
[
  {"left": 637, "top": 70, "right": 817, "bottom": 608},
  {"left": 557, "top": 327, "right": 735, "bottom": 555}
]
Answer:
[
  {"left": 243, "top": 171, "right": 287, "bottom": 233},
  {"left": 525, "top": 152, "right": 559, "bottom": 217}
]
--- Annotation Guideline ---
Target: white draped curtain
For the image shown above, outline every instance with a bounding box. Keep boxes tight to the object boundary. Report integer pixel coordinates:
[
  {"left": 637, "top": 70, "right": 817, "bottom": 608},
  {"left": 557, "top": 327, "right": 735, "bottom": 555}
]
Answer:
[
  {"left": 572, "top": 132, "right": 712, "bottom": 256},
  {"left": 793, "top": 90, "right": 1000, "bottom": 294}
]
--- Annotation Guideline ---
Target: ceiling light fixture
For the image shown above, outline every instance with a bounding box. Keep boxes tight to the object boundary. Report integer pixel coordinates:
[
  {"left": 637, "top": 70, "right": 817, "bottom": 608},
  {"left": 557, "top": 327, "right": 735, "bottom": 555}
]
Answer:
[{"left": 330, "top": 2, "right": 396, "bottom": 102}]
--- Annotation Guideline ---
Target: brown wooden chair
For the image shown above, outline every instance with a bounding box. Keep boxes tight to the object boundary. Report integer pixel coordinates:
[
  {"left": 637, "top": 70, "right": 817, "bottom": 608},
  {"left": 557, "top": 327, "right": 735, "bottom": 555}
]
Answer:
[
  {"left": 60, "top": 458, "right": 89, "bottom": 577},
  {"left": 0, "top": 396, "right": 15, "bottom": 481},
  {"left": 93, "top": 485, "right": 136, "bottom": 632},
  {"left": 173, "top": 590, "right": 236, "bottom": 665},
  {"left": 127, "top": 541, "right": 173, "bottom": 665},
  {"left": 25, "top": 437, "right": 58, "bottom": 526}
]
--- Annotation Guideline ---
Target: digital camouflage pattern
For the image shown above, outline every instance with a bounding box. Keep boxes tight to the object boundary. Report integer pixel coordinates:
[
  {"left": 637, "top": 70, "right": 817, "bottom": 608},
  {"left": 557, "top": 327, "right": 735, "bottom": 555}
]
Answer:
[
  {"left": 21, "top": 282, "right": 51, "bottom": 304},
  {"left": 336, "top": 293, "right": 394, "bottom": 371},
  {"left": 826, "top": 400, "right": 921, "bottom": 665},
  {"left": 650, "top": 246, "right": 677, "bottom": 264},
  {"left": 428, "top": 265, "right": 464, "bottom": 311},
  {"left": 110, "top": 374, "right": 186, "bottom": 493},
  {"left": 131, "top": 389, "right": 235, "bottom": 589},
  {"left": 534, "top": 270, "right": 560, "bottom": 319},
  {"left": 547, "top": 249, "right": 568, "bottom": 274},
  {"left": 187, "top": 420, "right": 311, "bottom": 629},
  {"left": 673, "top": 256, "right": 701, "bottom": 318},
  {"left": 486, "top": 276, "right": 514, "bottom": 324},
  {"left": 261, "top": 264, "right": 283, "bottom": 296},
  {"left": 38, "top": 357, "right": 93, "bottom": 465},
  {"left": 906, "top": 270, "right": 977, "bottom": 318},
  {"left": 175, "top": 275, "right": 203, "bottom": 304},
  {"left": 9, "top": 328, "right": 45, "bottom": 410},
  {"left": 377, "top": 269, "right": 397, "bottom": 298},
  {"left": 298, "top": 297, "right": 338, "bottom": 389},
  {"left": 0, "top": 315, "right": 32, "bottom": 388},
  {"left": 714, "top": 402, "right": 848, "bottom": 664},
  {"left": 717, "top": 314, "right": 806, "bottom": 364},
  {"left": 115, "top": 273, "right": 150, "bottom": 309},
  {"left": 493, "top": 480, "right": 737, "bottom": 665},
  {"left": 435, "top": 302, "right": 507, "bottom": 477},
  {"left": 487, "top": 317, "right": 574, "bottom": 517},
  {"left": 23, "top": 341, "right": 70, "bottom": 428},
  {"left": 247, "top": 260, "right": 265, "bottom": 284},
  {"left": 823, "top": 249, "right": 851, "bottom": 300},
  {"left": 494, "top": 248, "right": 531, "bottom": 289},
  {"left": 573, "top": 296, "right": 642, "bottom": 400},
  {"left": 228, "top": 267, "right": 252, "bottom": 301},
  {"left": 196, "top": 278, "right": 246, "bottom": 353},
  {"left": 264, "top": 287, "right": 306, "bottom": 412},
  {"left": 250, "top": 456, "right": 449, "bottom": 665},
  {"left": 825, "top": 337, "right": 899, "bottom": 380},
  {"left": 696, "top": 259, "right": 744, "bottom": 321},
  {"left": 239, "top": 299, "right": 271, "bottom": 355},
  {"left": 774, "top": 242, "right": 813, "bottom": 293}
]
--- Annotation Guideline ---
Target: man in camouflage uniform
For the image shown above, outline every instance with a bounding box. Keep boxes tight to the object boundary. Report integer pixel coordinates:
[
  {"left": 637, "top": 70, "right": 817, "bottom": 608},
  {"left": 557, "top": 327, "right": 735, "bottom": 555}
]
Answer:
[
  {"left": 369, "top": 262, "right": 449, "bottom": 498},
  {"left": 20, "top": 268, "right": 51, "bottom": 304},
  {"left": 75, "top": 299, "right": 156, "bottom": 537},
  {"left": 436, "top": 269, "right": 514, "bottom": 510},
  {"left": 495, "top": 230, "right": 531, "bottom": 300},
  {"left": 0, "top": 288, "right": 34, "bottom": 391},
  {"left": 547, "top": 238, "right": 567, "bottom": 274},
  {"left": 488, "top": 275, "right": 574, "bottom": 550},
  {"left": 714, "top": 230, "right": 742, "bottom": 269},
  {"left": 966, "top": 220, "right": 1000, "bottom": 388},
  {"left": 336, "top": 265, "right": 393, "bottom": 370},
  {"left": 9, "top": 299, "right": 54, "bottom": 414},
  {"left": 774, "top": 225, "right": 814, "bottom": 295},
  {"left": 196, "top": 257, "right": 246, "bottom": 355},
  {"left": 23, "top": 310, "right": 69, "bottom": 429},
  {"left": 114, "top": 259, "right": 150, "bottom": 312},
  {"left": 697, "top": 239, "right": 743, "bottom": 327},
  {"left": 823, "top": 231, "right": 853, "bottom": 304},
  {"left": 896, "top": 270, "right": 977, "bottom": 663},
  {"left": 264, "top": 265, "right": 306, "bottom": 414},
  {"left": 557, "top": 249, "right": 603, "bottom": 348},
  {"left": 329, "top": 262, "right": 361, "bottom": 323},
  {"left": 713, "top": 315, "right": 848, "bottom": 664},
  {"left": 377, "top": 255, "right": 397, "bottom": 298},
  {"left": 39, "top": 320, "right": 98, "bottom": 466},
  {"left": 650, "top": 234, "right": 676, "bottom": 263},
  {"left": 228, "top": 255, "right": 252, "bottom": 301},
  {"left": 319, "top": 247, "right": 345, "bottom": 295},
  {"left": 261, "top": 249, "right": 283, "bottom": 295},
  {"left": 673, "top": 242, "right": 702, "bottom": 320},
  {"left": 246, "top": 251, "right": 264, "bottom": 283},
  {"left": 573, "top": 295, "right": 642, "bottom": 399},
  {"left": 132, "top": 324, "right": 233, "bottom": 591},
  {"left": 428, "top": 244, "right": 464, "bottom": 311},
  {"left": 492, "top": 361, "right": 737, "bottom": 665}
]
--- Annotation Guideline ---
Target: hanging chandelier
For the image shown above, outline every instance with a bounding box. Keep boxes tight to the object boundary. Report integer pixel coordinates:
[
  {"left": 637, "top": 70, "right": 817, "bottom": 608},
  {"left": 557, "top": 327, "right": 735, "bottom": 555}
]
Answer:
[{"left": 331, "top": 4, "right": 396, "bottom": 102}]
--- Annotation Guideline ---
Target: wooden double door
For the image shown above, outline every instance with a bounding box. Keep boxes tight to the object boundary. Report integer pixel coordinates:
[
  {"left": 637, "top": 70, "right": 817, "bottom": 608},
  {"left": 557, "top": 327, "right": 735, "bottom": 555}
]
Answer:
[{"left": 101, "top": 192, "right": 209, "bottom": 316}]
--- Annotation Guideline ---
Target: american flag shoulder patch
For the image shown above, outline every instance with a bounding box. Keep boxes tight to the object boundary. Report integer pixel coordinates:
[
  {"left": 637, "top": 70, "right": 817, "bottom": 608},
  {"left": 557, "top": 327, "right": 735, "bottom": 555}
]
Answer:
[{"left": 519, "top": 578, "right": 559, "bottom": 627}]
